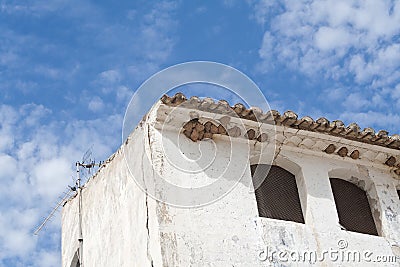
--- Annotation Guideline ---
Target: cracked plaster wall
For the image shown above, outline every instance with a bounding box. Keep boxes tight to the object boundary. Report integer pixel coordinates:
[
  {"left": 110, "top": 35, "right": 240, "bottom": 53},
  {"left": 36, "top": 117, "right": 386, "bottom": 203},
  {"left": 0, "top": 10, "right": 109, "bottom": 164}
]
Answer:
[
  {"left": 62, "top": 126, "right": 162, "bottom": 267},
  {"left": 62, "top": 105, "right": 400, "bottom": 267}
]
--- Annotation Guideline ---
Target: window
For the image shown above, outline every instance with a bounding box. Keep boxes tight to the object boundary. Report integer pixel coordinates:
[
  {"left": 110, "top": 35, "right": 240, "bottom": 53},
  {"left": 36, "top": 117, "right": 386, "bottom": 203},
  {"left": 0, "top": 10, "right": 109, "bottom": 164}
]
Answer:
[
  {"left": 397, "top": 190, "right": 400, "bottom": 199},
  {"left": 250, "top": 164, "right": 305, "bottom": 223},
  {"left": 330, "top": 178, "right": 378, "bottom": 236}
]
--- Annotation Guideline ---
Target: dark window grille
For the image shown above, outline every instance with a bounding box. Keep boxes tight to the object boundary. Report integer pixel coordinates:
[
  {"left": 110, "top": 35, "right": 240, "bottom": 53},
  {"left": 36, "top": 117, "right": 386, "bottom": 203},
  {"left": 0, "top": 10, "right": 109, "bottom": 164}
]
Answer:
[
  {"left": 330, "top": 178, "right": 378, "bottom": 236},
  {"left": 251, "top": 164, "right": 305, "bottom": 223}
]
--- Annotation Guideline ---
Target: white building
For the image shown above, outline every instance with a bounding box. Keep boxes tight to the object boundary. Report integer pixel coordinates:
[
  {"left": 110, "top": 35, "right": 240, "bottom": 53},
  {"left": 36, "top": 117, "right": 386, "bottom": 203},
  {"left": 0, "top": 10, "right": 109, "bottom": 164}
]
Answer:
[{"left": 62, "top": 93, "right": 400, "bottom": 266}]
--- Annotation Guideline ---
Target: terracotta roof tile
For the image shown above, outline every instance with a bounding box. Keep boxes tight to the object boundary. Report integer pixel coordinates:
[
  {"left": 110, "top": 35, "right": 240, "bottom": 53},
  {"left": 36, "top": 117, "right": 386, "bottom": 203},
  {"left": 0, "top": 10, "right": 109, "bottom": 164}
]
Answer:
[{"left": 161, "top": 93, "right": 400, "bottom": 151}]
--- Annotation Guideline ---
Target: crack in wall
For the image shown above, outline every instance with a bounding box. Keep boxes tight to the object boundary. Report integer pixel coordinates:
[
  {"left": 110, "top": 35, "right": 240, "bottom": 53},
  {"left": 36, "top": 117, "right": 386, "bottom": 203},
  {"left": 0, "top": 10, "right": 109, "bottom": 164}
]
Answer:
[
  {"left": 273, "top": 127, "right": 288, "bottom": 163},
  {"left": 145, "top": 194, "right": 154, "bottom": 267},
  {"left": 142, "top": 128, "right": 155, "bottom": 267},
  {"left": 253, "top": 124, "right": 262, "bottom": 148}
]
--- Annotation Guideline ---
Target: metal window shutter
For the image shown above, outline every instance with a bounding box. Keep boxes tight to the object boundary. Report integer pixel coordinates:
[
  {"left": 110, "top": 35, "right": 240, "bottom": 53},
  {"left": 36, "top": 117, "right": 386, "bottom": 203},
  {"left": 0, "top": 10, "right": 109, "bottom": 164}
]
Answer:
[
  {"left": 251, "top": 165, "right": 305, "bottom": 223},
  {"left": 330, "top": 178, "right": 378, "bottom": 236}
]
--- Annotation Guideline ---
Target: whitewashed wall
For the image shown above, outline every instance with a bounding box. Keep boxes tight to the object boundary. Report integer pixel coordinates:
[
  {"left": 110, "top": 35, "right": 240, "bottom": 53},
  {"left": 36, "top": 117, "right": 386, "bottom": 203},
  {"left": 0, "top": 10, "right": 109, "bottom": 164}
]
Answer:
[
  {"left": 62, "top": 103, "right": 400, "bottom": 267},
  {"left": 62, "top": 126, "right": 156, "bottom": 267}
]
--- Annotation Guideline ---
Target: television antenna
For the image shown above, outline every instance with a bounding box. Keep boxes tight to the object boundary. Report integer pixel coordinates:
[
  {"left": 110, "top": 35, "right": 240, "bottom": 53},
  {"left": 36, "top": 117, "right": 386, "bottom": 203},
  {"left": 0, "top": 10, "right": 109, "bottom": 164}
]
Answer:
[
  {"left": 75, "top": 154, "right": 103, "bottom": 266},
  {"left": 34, "top": 145, "right": 103, "bottom": 235},
  {"left": 33, "top": 187, "right": 76, "bottom": 235},
  {"left": 79, "top": 145, "right": 98, "bottom": 182},
  {"left": 34, "top": 146, "right": 103, "bottom": 266}
]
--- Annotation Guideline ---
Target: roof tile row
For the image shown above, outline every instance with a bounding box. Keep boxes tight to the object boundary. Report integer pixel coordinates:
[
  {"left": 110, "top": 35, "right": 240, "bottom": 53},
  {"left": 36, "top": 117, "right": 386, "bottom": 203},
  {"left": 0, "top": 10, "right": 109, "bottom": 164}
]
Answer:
[{"left": 160, "top": 93, "right": 400, "bottom": 151}]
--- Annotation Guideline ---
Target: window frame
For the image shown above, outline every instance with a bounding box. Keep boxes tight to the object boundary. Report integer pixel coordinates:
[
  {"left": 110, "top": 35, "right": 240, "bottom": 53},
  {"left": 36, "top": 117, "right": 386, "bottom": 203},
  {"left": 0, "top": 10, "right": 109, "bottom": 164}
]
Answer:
[
  {"left": 251, "top": 164, "right": 305, "bottom": 224},
  {"left": 329, "top": 177, "right": 379, "bottom": 236}
]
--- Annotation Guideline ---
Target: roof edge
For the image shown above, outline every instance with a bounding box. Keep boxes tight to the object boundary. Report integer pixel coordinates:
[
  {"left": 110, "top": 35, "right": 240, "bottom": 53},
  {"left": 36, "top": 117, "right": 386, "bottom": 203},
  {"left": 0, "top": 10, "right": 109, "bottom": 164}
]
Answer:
[{"left": 160, "top": 93, "right": 400, "bottom": 151}]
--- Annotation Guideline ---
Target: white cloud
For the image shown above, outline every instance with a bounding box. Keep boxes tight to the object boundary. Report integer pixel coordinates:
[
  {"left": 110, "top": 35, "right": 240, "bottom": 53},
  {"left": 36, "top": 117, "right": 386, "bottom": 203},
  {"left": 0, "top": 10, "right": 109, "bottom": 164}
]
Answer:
[
  {"left": 3, "top": 229, "right": 35, "bottom": 257},
  {"left": 392, "top": 84, "right": 400, "bottom": 99},
  {"left": 33, "top": 158, "right": 73, "bottom": 199},
  {"left": 127, "top": 62, "right": 160, "bottom": 82},
  {"left": 0, "top": 105, "right": 18, "bottom": 151},
  {"left": 255, "top": 0, "right": 400, "bottom": 86},
  {"left": 343, "top": 92, "right": 371, "bottom": 111},
  {"left": 88, "top": 96, "right": 105, "bottom": 112},
  {"left": 0, "top": 1, "right": 179, "bottom": 264},
  {"left": 0, "top": 154, "right": 17, "bottom": 179},
  {"left": 253, "top": 0, "right": 400, "bottom": 133},
  {"left": 259, "top": 32, "right": 275, "bottom": 64},
  {"left": 137, "top": 1, "right": 177, "bottom": 62},
  {"left": 20, "top": 104, "right": 52, "bottom": 126},
  {"left": 339, "top": 111, "right": 400, "bottom": 131},
  {"left": 251, "top": 0, "right": 280, "bottom": 25},
  {"left": 322, "top": 87, "right": 346, "bottom": 101},
  {"left": 0, "top": 0, "right": 97, "bottom": 19},
  {"left": 116, "top": 86, "right": 132, "bottom": 104},
  {"left": 33, "top": 250, "right": 60, "bottom": 267},
  {"left": 314, "top": 26, "right": 351, "bottom": 51},
  {"left": 0, "top": 51, "right": 18, "bottom": 65},
  {"left": 0, "top": 130, "right": 14, "bottom": 152},
  {"left": 0, "top": 102, "right": 122, "bottom": 266},
  {"left": 99, "top": 69, "right": 121, "bottom": 84},
  {"left": 34, "top": 65, "right": 60, "bottom": 79}
]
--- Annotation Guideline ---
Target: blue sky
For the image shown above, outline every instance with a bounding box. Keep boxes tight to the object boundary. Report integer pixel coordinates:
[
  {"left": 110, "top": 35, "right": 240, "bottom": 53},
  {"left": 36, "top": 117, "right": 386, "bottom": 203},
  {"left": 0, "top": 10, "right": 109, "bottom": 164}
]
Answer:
[{"left": 1, "top": 0, "right": 400, "bottom": 266}]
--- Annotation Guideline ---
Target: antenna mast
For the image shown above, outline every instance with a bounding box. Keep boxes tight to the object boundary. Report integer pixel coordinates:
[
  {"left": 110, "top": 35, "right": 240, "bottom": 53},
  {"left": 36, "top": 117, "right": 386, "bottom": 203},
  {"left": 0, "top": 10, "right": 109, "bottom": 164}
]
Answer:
[
  {"left": 75, "top": 159, "right": 102, "bottom": 267},
  {"left": 34, "top": 145, "right": 103, "bottom": 267},
  {"left": 76, "top": 162, "right": 83, "bottom": 267}
]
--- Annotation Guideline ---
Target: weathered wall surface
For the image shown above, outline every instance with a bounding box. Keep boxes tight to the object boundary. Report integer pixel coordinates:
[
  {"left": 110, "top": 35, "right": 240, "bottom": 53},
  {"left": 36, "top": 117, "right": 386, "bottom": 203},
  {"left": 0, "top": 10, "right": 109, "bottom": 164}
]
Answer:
[
  {"left": 62, "top": 126, "right": 160, "bottom": 267},
  {"left": 62, "top": 103, "right": 400, "bottom": 266},
  {"left": 253, "top": 148, "right": 400, "bottom": 266}
]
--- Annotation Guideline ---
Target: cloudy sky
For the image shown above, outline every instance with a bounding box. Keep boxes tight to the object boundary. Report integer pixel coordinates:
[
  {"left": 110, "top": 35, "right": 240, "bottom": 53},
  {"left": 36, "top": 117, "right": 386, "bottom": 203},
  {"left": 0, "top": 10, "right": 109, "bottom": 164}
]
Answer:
[{"left": 1, "top": 0, "right": 400, "bottom": 266}]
